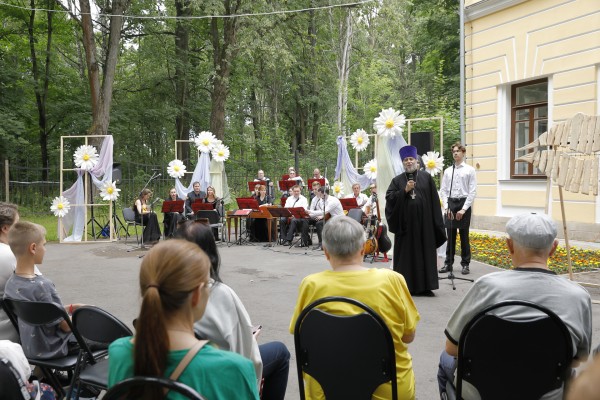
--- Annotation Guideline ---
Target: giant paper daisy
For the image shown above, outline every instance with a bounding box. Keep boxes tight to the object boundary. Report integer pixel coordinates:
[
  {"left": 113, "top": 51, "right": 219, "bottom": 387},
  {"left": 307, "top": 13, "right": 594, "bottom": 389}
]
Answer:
[
  {"left": 363, "top": 159, "right": 377, "bottom": 180},
  {"left": 422, "top": 151, "right": 444, "bottom": 177},
  {"left": 332, "top": 181, "right": 344, "bottom": 198},
  {"left": 373, "top": 108, "right": 406, "bottom": 137},
  {"left": 167, "top": 159, "right": 187, "bottom": 179},
  {"left": 73, "top": 145, "right": 99, "bottom": 170},
  {"left": 349, "top": 129, "right": 370, "bottom": 152},
  {"left": 194, "top": 131, "right": 217, "bottom": 153},
  {"left": 211, "top": 143, "right": 230, "bottom": 162},
  {"left": 100, "top": 181, "right": 121, "bottom": 201},
  {"left": 50, "top": 196, "right": 70, "bottom": 218}
]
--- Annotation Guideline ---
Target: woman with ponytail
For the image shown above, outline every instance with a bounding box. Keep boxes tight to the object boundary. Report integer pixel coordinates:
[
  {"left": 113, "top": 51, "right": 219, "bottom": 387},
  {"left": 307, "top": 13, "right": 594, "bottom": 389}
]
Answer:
[{"left": 107, "top": 240, "right": 259, "bottom": 399}]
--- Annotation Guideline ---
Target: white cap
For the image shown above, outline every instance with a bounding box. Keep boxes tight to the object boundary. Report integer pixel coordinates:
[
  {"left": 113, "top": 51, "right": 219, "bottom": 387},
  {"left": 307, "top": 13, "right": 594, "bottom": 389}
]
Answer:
[{"left": 505, "top": 213, "right": 557, "bottom": 249}]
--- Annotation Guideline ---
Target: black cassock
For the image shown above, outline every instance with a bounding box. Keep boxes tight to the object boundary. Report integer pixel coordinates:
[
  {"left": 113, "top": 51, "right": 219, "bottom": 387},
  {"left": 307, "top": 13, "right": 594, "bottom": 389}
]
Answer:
[{"left": 385, "top": 171, "right": 446, "bottom": 294}]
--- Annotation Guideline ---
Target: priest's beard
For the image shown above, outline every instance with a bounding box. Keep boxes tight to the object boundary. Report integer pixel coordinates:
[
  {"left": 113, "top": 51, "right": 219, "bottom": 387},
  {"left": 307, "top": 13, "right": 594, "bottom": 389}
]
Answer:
[{"left": 405, "top": 165, "right": 418, "bottom": 174}]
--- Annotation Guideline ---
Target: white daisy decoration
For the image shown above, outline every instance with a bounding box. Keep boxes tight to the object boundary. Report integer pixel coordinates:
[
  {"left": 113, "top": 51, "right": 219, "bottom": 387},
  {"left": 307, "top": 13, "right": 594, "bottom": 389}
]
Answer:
[
  {"left": 167, "top": 159, "right": 187, "bottom": 179},
  {"left": 422, "top": 151, "right": 445, "bottom": 177},
  {"left": 99, "top": 181, "right": 121, "bottom": 201},
  {"left": 73, "top": 144, "right": 99, "bottom": 170},
  {"left": 363, "top": 159, "right": 377, "bottom": 180},
  {"left": 332, "top": 181, "right": 344, "bottom": 198},
  {"left": 211, "top": 143, "right": 230, "bottom": 162},
  {"left": 50, "top": 196, "right": 71, "bottom": 218},
  {"left": 349, "top": 129, "right": 370, "bottom": 152},
  {"left": 194, "top": 131, "right": 217, "bottom": 153},
  {"left": 373, "top": 108, "right": 406, "bottom": 137}
]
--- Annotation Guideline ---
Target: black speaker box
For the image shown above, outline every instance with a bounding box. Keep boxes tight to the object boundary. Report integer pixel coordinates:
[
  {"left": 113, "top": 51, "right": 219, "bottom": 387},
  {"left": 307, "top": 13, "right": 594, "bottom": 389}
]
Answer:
[{"left": 410, "top": 131, "right": 434, "bottom": 155}]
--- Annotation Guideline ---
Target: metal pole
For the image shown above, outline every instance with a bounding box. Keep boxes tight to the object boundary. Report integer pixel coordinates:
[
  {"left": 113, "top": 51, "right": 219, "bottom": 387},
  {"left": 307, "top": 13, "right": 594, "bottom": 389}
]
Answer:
[
  {"left": 459, "top": 0, "right": 466, "bottom": 145},
  {"left": 4, "top": 160, "right": 8, "bottom": 202}
]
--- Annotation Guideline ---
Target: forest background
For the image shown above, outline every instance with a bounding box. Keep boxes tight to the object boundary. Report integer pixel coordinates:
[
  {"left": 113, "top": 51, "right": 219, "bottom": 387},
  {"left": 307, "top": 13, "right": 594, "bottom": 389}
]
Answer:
[{"left": 0, "top": 0, "right": 461, "bottom": 220}]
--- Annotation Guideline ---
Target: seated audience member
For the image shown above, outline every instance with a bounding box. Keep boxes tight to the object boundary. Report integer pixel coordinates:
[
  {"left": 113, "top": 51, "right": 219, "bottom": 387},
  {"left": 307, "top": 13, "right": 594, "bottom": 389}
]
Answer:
[
  {"left": 281, "top": 185, "right": 310, "bottom": 247},
  {"left": 163, "top": 188, "right": 184, "bottom": 239},
  {"left": 4, "top": 222, "right": 92, "bottom": 359},
  {"left": 108, "top": 240, "right": 259, "bottom": 399},
  {"left": 437, "top": 213, "right": 592, "bottom": 400},
  {"left": 185, "top": 181, "right": 206, "bottom": 218},
  {"left": 345, "top": 183, "right": 369, "bottom": 208},
  {"left": 566, "top": 354, "right": 600, "bottom": 400},
  {"left": 305, "top": 186, "right": 343, "bottom": 251},
  {"left": 289, "top": 216, "right": 419, "bottom": 399},
  {"left": 133, "top": 189, "right": 161, "bottom": 244},
  {"left": 0, "top": 202, "right": 20, "bottom": 342},
  {"left": 0, "top": 340, "right": 56, "bottom": 399},
  {"left": 175, "top": 221, "right": 290, "bottom": 400}
]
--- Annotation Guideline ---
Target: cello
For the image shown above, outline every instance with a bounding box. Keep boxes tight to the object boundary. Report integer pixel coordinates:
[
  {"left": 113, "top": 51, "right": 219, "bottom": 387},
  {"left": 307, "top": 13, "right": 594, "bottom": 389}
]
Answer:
[{"left": 373, "top": 194, "right": 392, "bottom": 256}]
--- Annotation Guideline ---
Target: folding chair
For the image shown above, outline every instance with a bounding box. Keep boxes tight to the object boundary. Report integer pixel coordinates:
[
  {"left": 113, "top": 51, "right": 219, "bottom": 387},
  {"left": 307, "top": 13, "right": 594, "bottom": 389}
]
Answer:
[
  {"left": 70, "top": 306, "right": 133, "bottom": 397},
  {"left": 197, "top": 210, "right": 224, "bottom": 241},
  {"left": 347, "top": 208, "right": 365, "bottom": 224},
  {"left": 445, "top": 300, "right": 572, "bottom": 400},
  {"left": 293, "top": 296, "right": 397, "bottom": 400},
  {"left": 2, "top": 299, "right": 106, "bottom": 399},
  {"left": 104, "top": 376, "right": 207, "bottom": 400},
  {"left": 122, "top": 208, "right": 140, "bottom": 243},
  {"left": 0, "top": 357, "right": 28, "bottom": 400}
]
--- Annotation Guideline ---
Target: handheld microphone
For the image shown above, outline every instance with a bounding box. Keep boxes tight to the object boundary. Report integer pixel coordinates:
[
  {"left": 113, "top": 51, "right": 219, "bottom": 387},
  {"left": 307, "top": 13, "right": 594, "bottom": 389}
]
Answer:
[{"left": 407, "top": 172, "right": 414, "bottom": 181}]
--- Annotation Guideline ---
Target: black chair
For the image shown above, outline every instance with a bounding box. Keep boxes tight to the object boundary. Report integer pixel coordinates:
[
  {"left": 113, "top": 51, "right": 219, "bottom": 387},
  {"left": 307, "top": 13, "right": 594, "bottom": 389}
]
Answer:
[
  {"left": 347, "top": 208, "right": 364, "bottom": 224},
  {"left": 0, "top": 298, "right": 20, "bottom": 341},
  {"left": 0, "top": 357, "right": 28, "bottom": 400},
  {"left": 71, "top": 306, "right": 134, "bottom": 396},
  {"left": 122, "top": 208, "right": 140, "bottom": 243},
  {"left": 2, "top": 299, "right": 106, "bottom": 399},
  {"left": 446, "top": 300, "right": 573, "bottom": 400},
  {"left": 103, "top": 376, "right": 207, "bottom": 400},
  {"left": 293, "top": 296, "right": 397, "bottom": 400}
]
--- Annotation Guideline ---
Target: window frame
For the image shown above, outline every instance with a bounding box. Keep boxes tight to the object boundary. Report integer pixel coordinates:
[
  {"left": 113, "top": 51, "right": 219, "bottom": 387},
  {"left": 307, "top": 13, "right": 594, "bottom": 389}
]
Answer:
[{"left": 510, "top": 78, "right": 548, "bottom": 179}]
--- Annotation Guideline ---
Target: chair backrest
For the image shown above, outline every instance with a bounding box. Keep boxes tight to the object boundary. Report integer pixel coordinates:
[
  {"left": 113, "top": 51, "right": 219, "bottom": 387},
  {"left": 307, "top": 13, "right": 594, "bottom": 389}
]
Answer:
[
  {"left": 0, "top": 298, "right": 20, "bottom": 335},
  {"left": 456, "top": 300, "right": 573, "bottom": 400},
  {"left": 103, "top": 376, "right": 207, "bottom": 400},
  {"left": 122, "top": 208, "right": 136, "bottom": 222},
  {"left": 196, "top": 210, "right": 220, "bottom": 225},
  {"left": 347, "top": 208, "right": 364, "bottom": 224},
  {"left": 293, "top": 296, "right": 397, "bottom": 400},
  {"left": 0, "top": 358, "right": 29, "bottom": 400},
  {"left": 2, "top": 299, "right": 94, "bottom": 360},
  {"left": 72, "top": 306, "right": 133, "bottom": 346}
]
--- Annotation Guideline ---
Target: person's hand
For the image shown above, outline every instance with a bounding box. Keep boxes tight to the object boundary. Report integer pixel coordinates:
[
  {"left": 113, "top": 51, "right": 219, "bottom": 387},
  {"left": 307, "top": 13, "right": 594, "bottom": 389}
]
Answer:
[
  {"left": 456, "top": 209, "right": 466, "bottom": 221},
  {"left": 405, "top": 180, "right": 415, "bottom": 193},
  {"left": 446, "top": 209, "right": 454, "bottom": 220},
  {"left": 252, "top": 325, "right": 262, "bottom": 339}
]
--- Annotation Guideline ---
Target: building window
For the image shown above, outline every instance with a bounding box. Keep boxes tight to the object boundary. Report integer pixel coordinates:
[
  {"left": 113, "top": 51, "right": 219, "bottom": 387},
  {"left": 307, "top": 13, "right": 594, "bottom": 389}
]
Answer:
[{"left": 510, "top": 79, "right": 548, "bottom": 178}]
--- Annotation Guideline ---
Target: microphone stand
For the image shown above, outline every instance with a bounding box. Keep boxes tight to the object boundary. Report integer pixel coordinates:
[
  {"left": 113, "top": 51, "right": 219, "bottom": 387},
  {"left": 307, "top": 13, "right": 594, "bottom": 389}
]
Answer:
[{"left": 439, "top": 164, "right": 473, "bottom": 289}]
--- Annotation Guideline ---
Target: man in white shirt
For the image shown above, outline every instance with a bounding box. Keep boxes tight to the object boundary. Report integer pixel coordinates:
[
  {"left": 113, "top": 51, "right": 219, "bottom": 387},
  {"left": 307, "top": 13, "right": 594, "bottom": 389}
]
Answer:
[
  {"left": 281, "top": 185, "right": 309, "bottom": 247},
  {"left": 312, "top": 168, "right": 329, "bottom": 188},
  {"left": 305, "top": 183, "right": 343, "bottom": 251},
  {"left": 345, "top": 183, "right": 369, "bottom": 208},
  {"left": 439, "top": 143, "right": 477, "bottom": 275}
]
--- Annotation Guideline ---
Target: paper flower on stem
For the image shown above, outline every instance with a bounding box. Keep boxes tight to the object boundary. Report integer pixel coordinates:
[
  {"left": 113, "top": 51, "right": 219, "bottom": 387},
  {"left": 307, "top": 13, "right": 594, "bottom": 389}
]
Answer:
[
  {"left": 167, "top": 159, "right": 187, "bottom": 179},
  {"left": 422, "top": 151, "right": 444, "bottom": 177},
  {"left": 50, "top": 196, "right": 70, "bottom": 218},
  {"left": 100, "top": 181, "right": 121, "bottom": 201},
  {"left": 73, "top": 145, "right": 99, "bottom": 171},
  {"left": 211, "top": 143, "right": 230, "bottom": 162},
  {"left": 373, "top": 108, "right": 406, "bottom": 137},
  {"left": 349, "top": 129, "right": 370, "bottom": 152},
  {"left": 195, "top": 131, "right": 217, "bottom": 153},
  {"left": 332, "top": 181, "right": 344, "bottom": 198},
  {"left": 363, "top": 159, "right": 377, "bottom": 180}
]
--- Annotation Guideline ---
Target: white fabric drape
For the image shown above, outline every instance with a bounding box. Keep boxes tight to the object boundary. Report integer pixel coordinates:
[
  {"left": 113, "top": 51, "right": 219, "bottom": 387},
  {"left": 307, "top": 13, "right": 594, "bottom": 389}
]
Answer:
[
  {"left": 334, "top": 136, "right": 373, "bottom": 194},
  {"left": 61, "top": 135, "right": 114, "bottom": 242},
  {"left": 175, "top": 152, "right": 231, "bottom": 204}
]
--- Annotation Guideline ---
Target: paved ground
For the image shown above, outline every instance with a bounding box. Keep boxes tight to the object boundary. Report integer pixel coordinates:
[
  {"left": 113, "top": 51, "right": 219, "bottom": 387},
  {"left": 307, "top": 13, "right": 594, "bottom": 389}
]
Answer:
[{"left": 44, "top": 237, "right": 600, "bottom": 400}]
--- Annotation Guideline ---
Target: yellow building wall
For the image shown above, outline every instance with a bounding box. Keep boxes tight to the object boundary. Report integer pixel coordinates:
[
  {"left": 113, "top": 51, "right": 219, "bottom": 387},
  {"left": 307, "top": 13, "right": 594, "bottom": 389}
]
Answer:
[{"left": 465, "top": 0, "right": 600, "bottom": 225}]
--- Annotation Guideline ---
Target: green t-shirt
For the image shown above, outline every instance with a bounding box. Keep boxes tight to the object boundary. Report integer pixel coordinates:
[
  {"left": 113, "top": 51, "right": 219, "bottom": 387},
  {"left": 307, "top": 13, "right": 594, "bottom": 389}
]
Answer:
[{"left": 108, "top": 337, "right": 259, "bottom": 400}]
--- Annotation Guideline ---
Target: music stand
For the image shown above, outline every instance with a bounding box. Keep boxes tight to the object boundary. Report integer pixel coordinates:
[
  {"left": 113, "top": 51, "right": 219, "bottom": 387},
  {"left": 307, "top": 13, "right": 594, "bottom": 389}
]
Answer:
[
  {"left": 339, "top": 198, "right": 359, "bottom": 211},
  {"left": 307, "top": 178, "right": 325, "bottom": 188},
  {"left": 162, "top": 200, "right": 185, "bottom": 213},
  {"left": 280, "top": 197, "right": 287, "bottom": 207},
  {"left": 226, "top": 209, "right": 253, "bottom": 246},
  {"left": 192, "top": 202, "right": 215, "bottom": 214},
  {"left": 287, "top": 207, "right": 310, "bottom": 248},
  {"left": 278, "top": 180, "right": 296, "bottom": 192},
  {"left": 248, "top": 181, "right": 262, "bottom": 192},
  {"left": 236, "top": 197, "right": 260, "bottom": 210}
]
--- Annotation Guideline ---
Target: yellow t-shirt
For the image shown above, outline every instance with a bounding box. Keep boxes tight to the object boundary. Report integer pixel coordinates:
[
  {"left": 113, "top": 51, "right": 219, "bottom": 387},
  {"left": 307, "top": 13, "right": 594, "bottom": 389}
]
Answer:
[{"left": 289, "top": 268, "right": 420, "bottom": 400}]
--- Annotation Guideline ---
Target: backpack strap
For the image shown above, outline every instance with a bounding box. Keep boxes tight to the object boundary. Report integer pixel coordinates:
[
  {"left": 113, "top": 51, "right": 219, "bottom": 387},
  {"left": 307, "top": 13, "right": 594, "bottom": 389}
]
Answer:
[{"left": 169, "top": 340, "right": 208, "bottom": 382}]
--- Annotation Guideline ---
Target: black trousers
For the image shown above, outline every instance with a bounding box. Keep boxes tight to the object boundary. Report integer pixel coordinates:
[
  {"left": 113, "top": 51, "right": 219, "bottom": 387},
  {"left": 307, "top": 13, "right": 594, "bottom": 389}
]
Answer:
[{"left": 445, "top": 227, "right": 471, "bottom": 267}]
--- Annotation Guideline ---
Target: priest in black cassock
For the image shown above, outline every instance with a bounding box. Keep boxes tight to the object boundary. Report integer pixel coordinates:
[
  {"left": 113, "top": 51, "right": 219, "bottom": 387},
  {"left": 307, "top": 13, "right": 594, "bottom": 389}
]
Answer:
[{"left": 385, "top": 145, "right": 447, "bottom": 296}]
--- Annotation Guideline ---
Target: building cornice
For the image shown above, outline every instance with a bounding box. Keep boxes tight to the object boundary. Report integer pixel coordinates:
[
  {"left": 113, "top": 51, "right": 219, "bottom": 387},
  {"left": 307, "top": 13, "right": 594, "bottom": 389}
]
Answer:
[{"left": 465, "top": 0, "right": 528, "bottom": 22}]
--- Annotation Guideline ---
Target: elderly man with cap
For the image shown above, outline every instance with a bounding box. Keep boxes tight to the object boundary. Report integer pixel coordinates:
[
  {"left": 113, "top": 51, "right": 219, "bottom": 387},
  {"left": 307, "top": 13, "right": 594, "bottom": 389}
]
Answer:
[
  {"left": 437, "top": 212, "right": 592, "bottom": 400},
  {"left": 385, "top": 145, "right": 446, "bottom": 296}
]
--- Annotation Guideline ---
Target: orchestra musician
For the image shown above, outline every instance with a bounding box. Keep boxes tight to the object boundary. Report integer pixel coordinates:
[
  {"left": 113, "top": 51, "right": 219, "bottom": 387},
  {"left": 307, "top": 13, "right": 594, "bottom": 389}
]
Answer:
[
  {"left": 312, "top": 168, "right": 329, "bottom": 188},
  {"left": 134, "top": 188, "right": 161, "bottom": 244},
  {"left": 280, "top": 185, "right": 309, "bottom": 247},
  {"left": 345, "top": 183, "right": 369, "bottom": 208},
  {"left": 304, "top": 184, "right": 343, "bottom": 251},
  {"left": 163, "top": 187, "right": 184, "bottom": 238},
  {"left": 248, "top": 184, "right": 275, "bottom": 242},
  {"left": 287, "top": 169, "right": 304, "bottom": 190},
  {"left": 254, "top": 169, "right": 274, "bottom": 197},
  {"left": 185, "top": 181, "right": 206, "bottom": 218},
  {"left": 202, "top": 186, "right": 223, "bottom": 241}
]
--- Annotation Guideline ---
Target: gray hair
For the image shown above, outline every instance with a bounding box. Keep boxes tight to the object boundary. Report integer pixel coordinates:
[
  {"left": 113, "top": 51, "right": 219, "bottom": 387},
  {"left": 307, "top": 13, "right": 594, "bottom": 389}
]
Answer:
[{"left": 322, "top": 216, "right": 366, "bottom": 258}]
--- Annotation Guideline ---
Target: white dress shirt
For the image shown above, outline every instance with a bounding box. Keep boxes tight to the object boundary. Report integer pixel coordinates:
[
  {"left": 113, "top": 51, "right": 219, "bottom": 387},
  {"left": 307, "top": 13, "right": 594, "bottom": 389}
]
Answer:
[
  {"left": 308, "top": 195, "right": 343, "bottom": 219},
  {"left": 285, "top": 195, "right": 308, "bottom": 210},
  {"left": 439, "top": 161, "right": 477, "bottom": 211}
]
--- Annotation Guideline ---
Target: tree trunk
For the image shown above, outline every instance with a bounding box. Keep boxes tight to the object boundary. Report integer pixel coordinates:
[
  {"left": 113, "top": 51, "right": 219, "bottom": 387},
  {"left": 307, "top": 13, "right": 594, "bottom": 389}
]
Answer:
[
  {"left": 334, "top": 9, "right": 353, "bottom": 136},
  {"left": 175, "top": 0, "right": 191, "bottom": 163},
  {"left": 250, "top": 87, "right": 262, "bottom": 165},
  {"left": 28, "top": 0, "right": 53, "bottom": 181}
]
